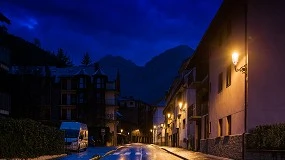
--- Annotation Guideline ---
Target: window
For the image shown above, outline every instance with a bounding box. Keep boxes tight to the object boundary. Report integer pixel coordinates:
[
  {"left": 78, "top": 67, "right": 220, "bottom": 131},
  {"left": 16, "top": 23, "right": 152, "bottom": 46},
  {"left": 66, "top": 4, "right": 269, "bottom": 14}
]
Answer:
[
  {"left": 61, "top": 79, "right": 67, "bottom": 90},
  {"left": 183, "top": 119, "right": 186, "bottom": 129},
  {"left": 209, "top": 122, "right": 211, "bottom": 134},
  {"left": 218, "top": 72, "right": 223, "bottom": 93},
  {"left": 79, "top": 93, "right": 84, "bottom": 103},
  {"left": 79, "top": 78, "right": 85, "bottom": 88},
  {"left": 218, "top": 118, "right": 223, "bottom": 136},
  {"left": 66, "top": 109, "right": 71, "bottom": 120},
  {"left": 226, "top": 115, "right": 232, "bottom": 135},
  {"left": 205, "top": 115, "right": 209, "bottom": 138},
  {"left": 226, "top": 65, "right": 231, "bottom": 87},
  {"left": 96, "top": 78, "right": 101, "bottom": 88},
  {"left": 71, "top": 94, "right": 77, "bottom": 105},
  {"left": 61, "top": 94, "right": 67, "bottom": 105}
]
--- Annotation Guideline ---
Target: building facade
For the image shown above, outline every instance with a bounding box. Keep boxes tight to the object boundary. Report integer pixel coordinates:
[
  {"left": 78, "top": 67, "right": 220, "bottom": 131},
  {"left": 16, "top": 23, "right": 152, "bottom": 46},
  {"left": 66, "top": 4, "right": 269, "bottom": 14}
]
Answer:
[
  {"left": 9, "top": 64, "right": 120, "bottom": 146},
  {"left": 118, "top": 97, "right": 154, "bottom": 144}
]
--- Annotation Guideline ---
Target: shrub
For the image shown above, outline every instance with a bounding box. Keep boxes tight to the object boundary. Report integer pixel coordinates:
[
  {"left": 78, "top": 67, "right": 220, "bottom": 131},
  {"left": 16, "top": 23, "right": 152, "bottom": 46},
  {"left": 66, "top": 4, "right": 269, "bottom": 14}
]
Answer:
[
  {"left": 0, "top": 118, "right": 65, "bottom": 159},
  {"left": 246, "top": 123, "right": 285, "bottom": 150}
]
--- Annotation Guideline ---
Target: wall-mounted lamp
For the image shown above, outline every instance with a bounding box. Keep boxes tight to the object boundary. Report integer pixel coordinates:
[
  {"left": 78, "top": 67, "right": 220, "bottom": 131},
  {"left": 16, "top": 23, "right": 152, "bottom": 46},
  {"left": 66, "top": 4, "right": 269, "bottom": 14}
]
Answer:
[
  {"left": 160, "top": 123, "right": 164, "bottom": 128},
  {"left": 179, "top": 101, "right": 186, "bottom": 112},
  {"left": 232, "top": 51, "right": 247, "bottom": 74},
  {"left": 179, "top": 102, "right": 183, "bottom": 109},
  {"left": 153, "top": 125, "right": 156, "bottom": 129},
  {"left": 121, "top": 129, "right": 123, "bottom": 133},
  {"left": 167, "top": 113, "right": 171, "bottom": 119}
]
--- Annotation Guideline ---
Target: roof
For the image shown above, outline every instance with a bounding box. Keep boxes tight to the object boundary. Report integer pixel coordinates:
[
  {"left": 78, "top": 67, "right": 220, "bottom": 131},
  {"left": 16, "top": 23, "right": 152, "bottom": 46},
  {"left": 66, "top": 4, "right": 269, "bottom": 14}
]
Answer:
[
  {"left": 92, "top": 67, "right": 106, "bottom": 76},
  {"left": 10, "top": 65, "right": 118, "bottom": 83},
  {"left": 74, "top": 68, "right": 89, "bottom": 76}
]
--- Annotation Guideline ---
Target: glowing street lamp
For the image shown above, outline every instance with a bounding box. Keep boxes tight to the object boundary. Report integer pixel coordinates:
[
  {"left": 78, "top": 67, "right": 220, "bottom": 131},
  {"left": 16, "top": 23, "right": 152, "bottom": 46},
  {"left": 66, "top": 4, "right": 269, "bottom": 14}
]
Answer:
[{"left": 232, "top": 51, "right": 247, "bottom": 74}]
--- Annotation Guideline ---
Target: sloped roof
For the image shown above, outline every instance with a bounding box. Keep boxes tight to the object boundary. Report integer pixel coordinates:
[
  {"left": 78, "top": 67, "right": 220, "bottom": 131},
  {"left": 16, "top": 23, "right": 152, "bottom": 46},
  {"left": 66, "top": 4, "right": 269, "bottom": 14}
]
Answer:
[
  {"left": 74, "top": 68, "right": 89, "bottom": 76},
  {"left": 92, "top": 67, "right": 106, "bottom": 76}
]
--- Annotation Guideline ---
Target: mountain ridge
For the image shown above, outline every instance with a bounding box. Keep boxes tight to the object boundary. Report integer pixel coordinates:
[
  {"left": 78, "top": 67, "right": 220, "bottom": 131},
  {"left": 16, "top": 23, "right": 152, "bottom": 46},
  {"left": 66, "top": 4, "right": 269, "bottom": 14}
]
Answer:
[{"left": 97, "top": 45, "right": 194, "bottom": 103}]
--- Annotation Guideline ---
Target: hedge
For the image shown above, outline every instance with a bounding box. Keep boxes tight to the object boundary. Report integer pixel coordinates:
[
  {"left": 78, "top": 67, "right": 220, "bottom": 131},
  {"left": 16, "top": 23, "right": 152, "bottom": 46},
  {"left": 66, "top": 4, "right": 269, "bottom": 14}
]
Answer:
[
  {"left": 246, "top": 123, "right": 285, "bottom": 150},
  {"left": 0, "top": 118, "right": 65, "bottom": 159}
]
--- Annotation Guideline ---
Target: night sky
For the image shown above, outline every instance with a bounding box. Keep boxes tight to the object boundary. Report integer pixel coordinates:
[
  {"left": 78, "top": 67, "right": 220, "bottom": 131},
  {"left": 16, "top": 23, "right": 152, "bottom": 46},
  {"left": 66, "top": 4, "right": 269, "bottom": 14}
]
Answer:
[{"left": 1, "top": 0, "right": 222, "bottom": 66}]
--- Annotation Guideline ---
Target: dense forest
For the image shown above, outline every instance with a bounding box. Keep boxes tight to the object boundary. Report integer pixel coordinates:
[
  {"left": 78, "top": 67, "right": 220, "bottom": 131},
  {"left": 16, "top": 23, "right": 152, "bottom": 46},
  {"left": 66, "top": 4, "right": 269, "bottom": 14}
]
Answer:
[{"left": 0, "top": 12, "right": 71, "bottom": 67}]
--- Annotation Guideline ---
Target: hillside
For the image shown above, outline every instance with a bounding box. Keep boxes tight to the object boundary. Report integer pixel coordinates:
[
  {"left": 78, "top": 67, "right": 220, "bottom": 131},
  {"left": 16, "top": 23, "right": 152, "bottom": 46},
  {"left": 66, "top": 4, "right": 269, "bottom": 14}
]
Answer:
[{"left": 98, "top": 45, "right": 194, "bottom": 103}]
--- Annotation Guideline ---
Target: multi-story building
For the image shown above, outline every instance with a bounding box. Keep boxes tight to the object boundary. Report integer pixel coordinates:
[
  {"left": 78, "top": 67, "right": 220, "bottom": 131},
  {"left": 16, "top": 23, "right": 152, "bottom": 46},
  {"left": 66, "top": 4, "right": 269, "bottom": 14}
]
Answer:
[
  {"left": 163, "top": 50, "right": 209, "bottom": 150},
  {"left": 51, "top": 64, "right": 120, "bottom": 146},
  {"left": 192, "top": 0, "right": 285, "bottom": 159},
  {"left": 152, "top": 99, "right": 166, "bottom": 146},
  {"left": 9, "top": 64, "right": 120, "bottom": 146},
  {"left": 118, "top": 97, "right": 154, "bottom": 144},
  {"left": 0, "top": 46, "right": 10, "bottom": 118}
]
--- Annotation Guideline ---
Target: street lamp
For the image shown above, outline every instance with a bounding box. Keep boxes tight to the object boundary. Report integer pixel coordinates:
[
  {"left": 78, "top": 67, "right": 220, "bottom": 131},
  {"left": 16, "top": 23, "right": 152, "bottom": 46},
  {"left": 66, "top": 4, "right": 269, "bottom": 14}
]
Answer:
[
  {"left": 167, "top": 113, "right": 171, "bottom": 119},
  {"left": 232, "top": 51, "right": 247, "bottom": 74}
]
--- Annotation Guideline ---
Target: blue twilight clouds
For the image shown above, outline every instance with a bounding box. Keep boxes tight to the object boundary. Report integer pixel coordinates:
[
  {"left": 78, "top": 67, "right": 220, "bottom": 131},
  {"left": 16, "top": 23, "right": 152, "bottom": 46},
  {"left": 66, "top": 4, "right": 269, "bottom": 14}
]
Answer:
[{"left": 0, "top": 0, "right": 222, "bottom": 66}]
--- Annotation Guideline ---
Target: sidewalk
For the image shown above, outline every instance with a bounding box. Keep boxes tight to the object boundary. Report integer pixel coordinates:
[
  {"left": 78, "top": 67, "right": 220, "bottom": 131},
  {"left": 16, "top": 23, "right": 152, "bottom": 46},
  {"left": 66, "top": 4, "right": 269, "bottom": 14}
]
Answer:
[{"left": 156, "top": 145, "right": 233, "bottom": 160}]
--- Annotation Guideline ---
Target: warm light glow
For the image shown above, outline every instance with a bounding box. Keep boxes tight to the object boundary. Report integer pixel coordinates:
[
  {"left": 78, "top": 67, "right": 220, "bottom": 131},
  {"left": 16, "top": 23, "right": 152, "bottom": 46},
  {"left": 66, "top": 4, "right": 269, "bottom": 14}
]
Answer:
[
  {"left": 232, "top": 51, "right": 239, "bottom": 65},
  {"left": 160, "top": 123, "right": 164, "bottom": 127},
  {"left": 150, "top": 129, "right": 153, "bottom": 132},
  {"left": 153, "top": 125, "right": 156, "bottom": 129},
  {"left": 167, "top": 113, "right": 171, "bottom": 118},
  {"left": 179, "top": 102, "right": 183, "bottom": 109},
  {"left": 121, "top": 129, "right": 123, "bottom": 133}
]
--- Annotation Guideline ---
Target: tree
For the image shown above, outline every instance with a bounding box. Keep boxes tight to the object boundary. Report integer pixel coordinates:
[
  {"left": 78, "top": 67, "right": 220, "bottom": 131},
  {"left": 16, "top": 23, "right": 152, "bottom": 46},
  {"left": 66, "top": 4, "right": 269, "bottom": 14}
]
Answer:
[
  {"left": 0, "top": 12, "right": 10, "bottom": 35},
  {"left": 56, "top": 48, "right": 73, "bottom": 67},
  {"left": 33, "top": 38, "right": 41, "bottom": 48},
  {"left": 81, "top": 52, "right": 92, "bottom": 66}
]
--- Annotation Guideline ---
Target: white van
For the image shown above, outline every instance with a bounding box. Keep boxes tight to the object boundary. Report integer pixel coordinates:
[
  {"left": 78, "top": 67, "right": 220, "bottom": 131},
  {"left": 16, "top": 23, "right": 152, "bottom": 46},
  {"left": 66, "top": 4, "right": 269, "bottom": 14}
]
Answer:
[{"left": 60, "top": 122, "right": 88, "bottom": 152}]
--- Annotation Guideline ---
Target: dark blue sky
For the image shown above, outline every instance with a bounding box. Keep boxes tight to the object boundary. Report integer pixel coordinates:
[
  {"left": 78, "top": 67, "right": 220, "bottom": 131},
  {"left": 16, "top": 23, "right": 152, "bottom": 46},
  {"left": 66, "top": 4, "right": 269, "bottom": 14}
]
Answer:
[{"left": 0, "top": 0, "right": 222, "bottom": 66}]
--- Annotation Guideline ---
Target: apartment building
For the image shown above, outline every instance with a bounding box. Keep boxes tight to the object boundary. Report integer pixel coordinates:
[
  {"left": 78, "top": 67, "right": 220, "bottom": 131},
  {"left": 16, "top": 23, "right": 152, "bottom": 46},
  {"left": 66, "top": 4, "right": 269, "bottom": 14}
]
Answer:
[
  {"left": 199, "top": 0, "right": 285, "bottom": 159},
  {"left": 118, "top": 97, "right": 155, "bottom": 144},
  {"left": 0, "top": 46, "right": 10, "bottom": 118},
  {"left": 9, "top": 64, "right": 120, "bottom": 146}
]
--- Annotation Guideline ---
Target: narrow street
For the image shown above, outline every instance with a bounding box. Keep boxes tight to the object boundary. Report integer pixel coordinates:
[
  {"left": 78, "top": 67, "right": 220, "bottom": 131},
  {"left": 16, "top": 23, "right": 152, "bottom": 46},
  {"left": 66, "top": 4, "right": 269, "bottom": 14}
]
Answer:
[{"left": 100, "top": 143, "right": 182, "bottom": 160}]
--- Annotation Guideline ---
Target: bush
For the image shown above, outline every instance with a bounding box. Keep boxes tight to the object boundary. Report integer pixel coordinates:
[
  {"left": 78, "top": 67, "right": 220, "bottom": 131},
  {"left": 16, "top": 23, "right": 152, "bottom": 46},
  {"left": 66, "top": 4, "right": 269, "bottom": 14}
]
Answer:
[
  {"left": 246, "top": 123, "right": 285, "bottom": 150},
  {"left": 0, "top": 118, "right": 65, "bottom": 159}
]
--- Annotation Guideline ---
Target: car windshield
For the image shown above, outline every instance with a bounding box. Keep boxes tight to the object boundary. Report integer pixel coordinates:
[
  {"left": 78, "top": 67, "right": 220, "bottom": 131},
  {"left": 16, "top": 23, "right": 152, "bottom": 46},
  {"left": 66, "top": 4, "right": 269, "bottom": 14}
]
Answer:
[{"left": 62, "top": 129, "right": 79, "bottom": 138}]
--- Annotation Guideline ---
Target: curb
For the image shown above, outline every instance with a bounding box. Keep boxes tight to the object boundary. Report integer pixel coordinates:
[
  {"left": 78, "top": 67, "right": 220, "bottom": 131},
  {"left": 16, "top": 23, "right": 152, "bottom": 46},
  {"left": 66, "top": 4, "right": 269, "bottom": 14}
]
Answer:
[
  {"left": 158, "top": 146, "right": 233, "bottom": 160},
  {"left": 160, "top": 148, "right": 188, "bottom": 160}
]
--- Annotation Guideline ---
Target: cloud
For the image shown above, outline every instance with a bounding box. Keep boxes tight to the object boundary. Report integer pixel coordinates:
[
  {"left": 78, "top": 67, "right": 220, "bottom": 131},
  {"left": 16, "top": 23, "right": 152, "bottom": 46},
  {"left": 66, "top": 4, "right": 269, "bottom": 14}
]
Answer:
[{"left": 0, "top": 0, "right": 222, "bottom": 66}]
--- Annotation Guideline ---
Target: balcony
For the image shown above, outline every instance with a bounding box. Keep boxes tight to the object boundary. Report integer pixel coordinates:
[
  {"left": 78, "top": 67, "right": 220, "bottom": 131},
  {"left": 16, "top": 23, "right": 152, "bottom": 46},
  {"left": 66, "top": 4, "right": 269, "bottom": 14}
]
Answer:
[
  {"left": 0, "top": 47, "right": 10, "bottom": 72},
  {"left": 184, "top": 68, "right": 200, "bottom": 89},
  {"left": 188, "top": 104, "right": 201, "bottom": 121}
]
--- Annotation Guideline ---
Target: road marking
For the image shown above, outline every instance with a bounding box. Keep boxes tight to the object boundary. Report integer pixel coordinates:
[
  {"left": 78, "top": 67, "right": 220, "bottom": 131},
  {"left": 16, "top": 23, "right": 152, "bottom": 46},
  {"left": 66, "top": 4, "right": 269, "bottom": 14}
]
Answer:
[
  {"left": 135, "top": 152, "right": 141, "bottom": 155},
  {"left": 113, "top": 152, "right": 120, "bottom": 155},
  {"left": 124, "top": 152, "right": 131, "bottom": 155}
]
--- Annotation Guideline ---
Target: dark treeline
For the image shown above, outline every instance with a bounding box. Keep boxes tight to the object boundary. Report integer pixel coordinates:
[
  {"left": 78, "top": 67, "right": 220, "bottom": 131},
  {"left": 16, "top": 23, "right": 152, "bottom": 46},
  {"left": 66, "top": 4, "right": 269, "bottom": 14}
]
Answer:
[{"left": 0, "top": 12, "right": 72, "bottom": 67}]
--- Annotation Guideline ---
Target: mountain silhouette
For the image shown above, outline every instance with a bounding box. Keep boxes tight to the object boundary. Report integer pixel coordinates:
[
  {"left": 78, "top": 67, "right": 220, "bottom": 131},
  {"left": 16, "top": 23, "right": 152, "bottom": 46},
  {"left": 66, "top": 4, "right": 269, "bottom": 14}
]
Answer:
[{"left": 98, "top": 45, "right": 194, "bottom": 104}]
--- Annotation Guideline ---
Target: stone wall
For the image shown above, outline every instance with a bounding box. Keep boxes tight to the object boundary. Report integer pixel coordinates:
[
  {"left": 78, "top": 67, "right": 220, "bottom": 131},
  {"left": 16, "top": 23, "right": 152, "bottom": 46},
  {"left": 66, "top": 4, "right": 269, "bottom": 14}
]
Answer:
[{"left": 200, "top": 134, "right": 243, "bottom": 160}]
